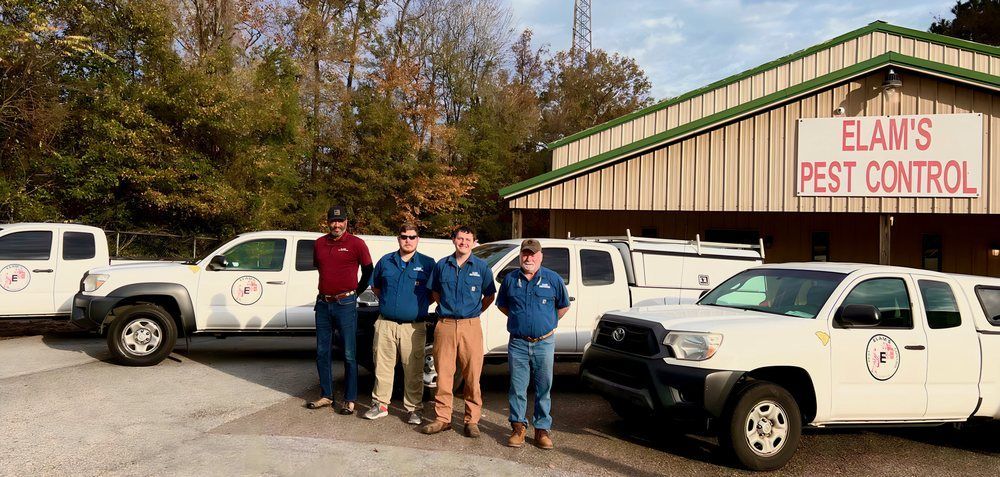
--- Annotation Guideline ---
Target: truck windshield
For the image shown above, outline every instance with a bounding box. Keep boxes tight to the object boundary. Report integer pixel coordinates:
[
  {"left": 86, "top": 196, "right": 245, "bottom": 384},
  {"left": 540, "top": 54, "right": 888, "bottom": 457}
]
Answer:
[
  {"left": 698, "top": 269, "right": 846, "bottom": 319},
  {"left": 473, "top": 244, "right": 517, "bottom": 267}
]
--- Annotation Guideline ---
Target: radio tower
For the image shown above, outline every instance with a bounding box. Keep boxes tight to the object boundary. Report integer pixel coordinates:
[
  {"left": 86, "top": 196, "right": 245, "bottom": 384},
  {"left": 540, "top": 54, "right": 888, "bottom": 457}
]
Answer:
[{"left": 571, "top": 0, "right": 592, "bottom": 64}]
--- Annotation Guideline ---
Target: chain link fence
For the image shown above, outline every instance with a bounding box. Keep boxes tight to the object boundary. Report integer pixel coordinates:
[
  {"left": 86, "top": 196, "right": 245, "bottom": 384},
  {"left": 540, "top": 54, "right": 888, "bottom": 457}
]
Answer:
[{"left": 107, "top": 230, "right": 222, "bottom": 261}]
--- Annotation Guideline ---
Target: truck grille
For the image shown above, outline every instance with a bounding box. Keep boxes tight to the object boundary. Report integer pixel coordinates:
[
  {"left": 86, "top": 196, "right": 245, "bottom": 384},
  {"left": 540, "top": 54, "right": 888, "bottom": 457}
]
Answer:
[{"left": 594, "top": 320, "right": 660, "bottom": 356}]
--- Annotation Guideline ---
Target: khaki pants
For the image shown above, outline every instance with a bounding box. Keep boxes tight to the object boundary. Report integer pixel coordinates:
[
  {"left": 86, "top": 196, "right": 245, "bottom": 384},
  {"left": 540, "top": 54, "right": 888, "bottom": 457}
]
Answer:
[
  {"left": 432, "top": 317, "right": 484, "bottom": 425},
  {"left": 371, "top": 317, "right": 426, "bottom": 412}
]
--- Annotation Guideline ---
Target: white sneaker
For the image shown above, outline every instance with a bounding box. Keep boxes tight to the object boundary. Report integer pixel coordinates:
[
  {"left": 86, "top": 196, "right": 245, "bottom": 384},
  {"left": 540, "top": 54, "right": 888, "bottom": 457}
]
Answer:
[
  {"left": 364, "top": 402, "right": 388, "bottom": 420},
  {"left": 407, "top": 411, "right": 422, "bottom": 425}
]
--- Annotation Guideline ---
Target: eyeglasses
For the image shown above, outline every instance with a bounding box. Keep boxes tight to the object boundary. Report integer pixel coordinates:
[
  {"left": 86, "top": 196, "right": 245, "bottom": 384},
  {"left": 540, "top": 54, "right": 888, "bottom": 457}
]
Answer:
[{"left": 398, "top": 234, "right": 419, "bottom": 241}]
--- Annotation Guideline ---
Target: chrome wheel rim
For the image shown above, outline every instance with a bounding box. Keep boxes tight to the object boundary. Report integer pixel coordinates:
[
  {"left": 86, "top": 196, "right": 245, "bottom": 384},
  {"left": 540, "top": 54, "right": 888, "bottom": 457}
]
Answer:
[
  {"left": 120, "top": 318, "right": 162, "bottom": 357},
  {"left": 744, "top": 400, "right": 789, "bottom": 457}
]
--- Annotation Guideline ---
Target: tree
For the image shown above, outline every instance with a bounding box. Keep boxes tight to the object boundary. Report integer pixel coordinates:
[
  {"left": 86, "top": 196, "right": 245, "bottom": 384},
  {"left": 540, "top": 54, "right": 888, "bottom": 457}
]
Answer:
[{"left": 930, "top": 0, "right": 1000, "bottom": 46}]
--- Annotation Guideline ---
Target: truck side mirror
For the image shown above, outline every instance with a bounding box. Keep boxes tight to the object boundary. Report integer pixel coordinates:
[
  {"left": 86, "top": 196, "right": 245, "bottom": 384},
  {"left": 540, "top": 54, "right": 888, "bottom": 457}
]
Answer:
[
  {"left": 836, "top": 304, "right": 881, "bottom": 328},
  {"left": 496, "top": 267, "right": 516, "bottom": 283},
  {"left": 207, "top": 255, "right": 227, "bottom": 271},
  {"left": 699, "top": 289, "right": 710, "bottom": 299}
]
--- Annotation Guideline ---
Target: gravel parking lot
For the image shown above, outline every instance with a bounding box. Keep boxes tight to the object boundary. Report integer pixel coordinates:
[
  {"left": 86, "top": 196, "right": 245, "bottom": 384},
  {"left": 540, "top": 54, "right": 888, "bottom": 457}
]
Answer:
[{"left": 1, "top": 323, "right": 1000, "bottom": 476}]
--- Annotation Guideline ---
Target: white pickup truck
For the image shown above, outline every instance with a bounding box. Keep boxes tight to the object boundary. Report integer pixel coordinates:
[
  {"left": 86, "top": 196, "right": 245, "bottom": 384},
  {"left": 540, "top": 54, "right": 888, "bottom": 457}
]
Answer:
[
  {"left": 581, "top": 262, "right": 1000, "bottom": 471},
  {"left": 72, "top": 230, "right": 762, "bottom": 366},
  {"left": 1, "top": 223, "right": 114, "bottom": 319}
]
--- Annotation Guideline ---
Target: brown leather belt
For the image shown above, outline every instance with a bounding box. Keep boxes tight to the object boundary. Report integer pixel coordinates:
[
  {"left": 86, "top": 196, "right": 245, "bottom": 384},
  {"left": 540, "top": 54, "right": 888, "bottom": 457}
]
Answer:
[
  {"left": 518, "top": 330, "right": 555, "bottom": 343},
  {"left": 319, "top": 291, "right": 355, "bottom": 302}
]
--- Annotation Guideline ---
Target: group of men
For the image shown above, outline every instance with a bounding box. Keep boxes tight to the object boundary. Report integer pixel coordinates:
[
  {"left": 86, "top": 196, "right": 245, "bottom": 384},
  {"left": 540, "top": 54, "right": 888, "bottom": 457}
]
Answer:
[{"left": 308, "top": 205, "right": 570, "bottom": 449}]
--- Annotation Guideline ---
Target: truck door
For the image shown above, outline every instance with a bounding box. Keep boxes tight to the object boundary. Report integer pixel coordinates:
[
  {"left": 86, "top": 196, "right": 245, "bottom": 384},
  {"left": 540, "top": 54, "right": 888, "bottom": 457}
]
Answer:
[
  {"left": 575, "top": 246, "right": 629, "bottom": 350},
  {"left": 0, "top": 230, "right": 56, "bottom": 316},
  {"left": 285, "top": 238, "right": 319, "bottom": 329},
  {"left": 54, "top": 231, "right": 100, "bottom": 313},
  {"left": 196, "top": 237, "right": 290, "bottom": 329},
  {"left": 829, "top": 274, "right": 928, "bottom": 421},
  {"left": 913, "top": 277, "right": 980, "bottom": 419}
]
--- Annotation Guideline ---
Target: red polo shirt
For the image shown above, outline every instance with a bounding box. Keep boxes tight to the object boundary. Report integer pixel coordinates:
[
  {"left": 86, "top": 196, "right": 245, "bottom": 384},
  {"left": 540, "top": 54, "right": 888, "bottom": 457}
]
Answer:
[{"left": 314, "top": 232, "right": 372, "bottom": 295}]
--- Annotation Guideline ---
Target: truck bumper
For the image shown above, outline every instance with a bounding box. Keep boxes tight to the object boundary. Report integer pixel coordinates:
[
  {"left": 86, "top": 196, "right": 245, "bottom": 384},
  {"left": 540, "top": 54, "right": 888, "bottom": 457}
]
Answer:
[
  {"left": 580, "top": 343, "right": 744, "bottom": 419},
  {"left": 70, "top": 293, "right": 117, "bottom": 331}
]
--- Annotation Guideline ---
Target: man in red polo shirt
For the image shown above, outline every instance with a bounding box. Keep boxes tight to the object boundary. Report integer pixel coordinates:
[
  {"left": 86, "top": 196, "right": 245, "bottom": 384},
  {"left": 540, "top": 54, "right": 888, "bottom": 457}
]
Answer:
[{"left": 307, "top": 205, "right": 373, "bottom": 415}]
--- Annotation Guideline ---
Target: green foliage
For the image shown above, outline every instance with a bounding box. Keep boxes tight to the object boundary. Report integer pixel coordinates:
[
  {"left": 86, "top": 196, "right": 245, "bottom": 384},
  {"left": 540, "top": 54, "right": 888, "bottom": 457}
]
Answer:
[
  {"left": 930, "top": 0, "right": 1000, "bottom": 46},
  {"left": 0, "top": 1, "right": 653, "bottom": 243}
]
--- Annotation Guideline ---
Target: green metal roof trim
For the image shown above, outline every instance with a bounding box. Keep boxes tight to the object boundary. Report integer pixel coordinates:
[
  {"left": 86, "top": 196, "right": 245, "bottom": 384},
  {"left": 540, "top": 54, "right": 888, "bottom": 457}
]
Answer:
[
  {"left": 501, "top": 52, "right": 1000, "bottom": 199},
  {"left": 545, "top": 21, "right": 1000, "bottom": 150}
]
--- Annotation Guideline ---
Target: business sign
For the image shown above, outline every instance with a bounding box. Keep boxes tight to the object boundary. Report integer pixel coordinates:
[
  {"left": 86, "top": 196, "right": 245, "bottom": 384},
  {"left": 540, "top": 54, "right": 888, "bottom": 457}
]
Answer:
[{"left": 797, "top": 113, "right": 982, "bottom": 197}]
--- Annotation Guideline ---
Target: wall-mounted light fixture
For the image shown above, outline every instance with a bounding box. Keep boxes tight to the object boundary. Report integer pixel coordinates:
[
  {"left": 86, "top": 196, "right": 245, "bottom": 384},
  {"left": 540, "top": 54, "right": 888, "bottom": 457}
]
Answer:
[
  {"left": 991, "top": 245, "right": 1000, "bottom": 257},
  {"left": 882, "top": 69, "right": 902, "bottom": 91}
]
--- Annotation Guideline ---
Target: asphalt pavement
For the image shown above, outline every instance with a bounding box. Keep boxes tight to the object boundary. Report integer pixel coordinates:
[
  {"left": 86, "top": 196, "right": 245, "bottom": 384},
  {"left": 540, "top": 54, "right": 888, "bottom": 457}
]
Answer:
[{"left": 2, "top": 330, "right": 1000, "bottom": 476}]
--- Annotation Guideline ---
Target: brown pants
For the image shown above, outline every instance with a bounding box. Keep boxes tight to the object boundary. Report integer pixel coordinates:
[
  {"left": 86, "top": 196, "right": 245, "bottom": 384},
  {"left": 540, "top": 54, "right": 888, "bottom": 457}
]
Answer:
[
  {"left": 432, "top": 317, "right": 484, "bottom": 424},
  {"left": 371, "top": 317, "right": 426, "bottom": 412}
]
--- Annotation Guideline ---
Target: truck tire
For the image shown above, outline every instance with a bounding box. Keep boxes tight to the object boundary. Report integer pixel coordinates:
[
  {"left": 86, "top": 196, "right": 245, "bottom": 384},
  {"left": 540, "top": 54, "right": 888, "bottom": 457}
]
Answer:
[
  {"left": 719, "top": 381, "right": 801, "bottom": 471},
  {"left": 107, "top": 304, "right": 177, "bottom": 366}
]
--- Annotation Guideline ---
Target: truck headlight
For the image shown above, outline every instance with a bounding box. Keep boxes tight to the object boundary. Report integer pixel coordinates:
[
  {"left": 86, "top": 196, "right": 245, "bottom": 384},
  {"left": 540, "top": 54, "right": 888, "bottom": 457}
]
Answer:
[
  {"left": 357, "top": 288, "right": 379, "bottom": 307},
  {"left": 664, "top": 332, "right": 723, "bottom": 360},
  {"left": 83, "top": 273, "right": 110, "bottom": 292}
]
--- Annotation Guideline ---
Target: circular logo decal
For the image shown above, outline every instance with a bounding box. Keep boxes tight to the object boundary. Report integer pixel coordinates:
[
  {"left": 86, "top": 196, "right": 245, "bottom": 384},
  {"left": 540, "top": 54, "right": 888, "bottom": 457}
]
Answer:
[
  {"left": 231, "top": 276, "right": 263, "bottom": 305},
  {"left": 0, "top": 264, "right": 30, "bottom": 292},
  {"left": 612, "top": 327, "right": 626, "bottom": 342},
  {"left": 866, "top": 334, "right": 900, "bottom": 381}
]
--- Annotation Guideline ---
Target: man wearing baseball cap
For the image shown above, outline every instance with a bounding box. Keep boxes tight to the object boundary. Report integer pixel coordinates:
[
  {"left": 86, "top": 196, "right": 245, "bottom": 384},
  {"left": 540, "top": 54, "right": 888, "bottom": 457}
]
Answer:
[
  {"left": 308, "top": 205, "right": 373, "bottom": 415},
  {"left": 496, "top": 239, "right": 570, "bottom": 449}
]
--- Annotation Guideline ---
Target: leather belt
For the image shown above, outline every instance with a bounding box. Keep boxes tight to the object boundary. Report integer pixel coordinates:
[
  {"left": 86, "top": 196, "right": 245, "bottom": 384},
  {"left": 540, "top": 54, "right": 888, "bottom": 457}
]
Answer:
[
  {"left": 319, "top": 291, "right": 355, "bottom": 302},
  {"left": 518, "top": 330, "right": 555, "bottom": 343}
]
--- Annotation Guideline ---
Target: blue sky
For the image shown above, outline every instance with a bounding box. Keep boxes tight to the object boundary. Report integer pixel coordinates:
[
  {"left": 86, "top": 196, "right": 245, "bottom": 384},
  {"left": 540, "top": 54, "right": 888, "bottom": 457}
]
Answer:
[{"left": 508, "top": 0, "right": 957, "bottom": 100}]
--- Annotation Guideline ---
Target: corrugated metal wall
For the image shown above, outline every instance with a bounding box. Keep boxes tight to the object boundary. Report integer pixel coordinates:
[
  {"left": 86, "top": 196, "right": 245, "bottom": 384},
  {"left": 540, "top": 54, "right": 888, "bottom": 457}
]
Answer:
[
  {"left": 551, "top": 31, "right": 1000, "bottom": 170},
  {"left": 510, "top": 71, "right": 1000, "bottom": 214}
]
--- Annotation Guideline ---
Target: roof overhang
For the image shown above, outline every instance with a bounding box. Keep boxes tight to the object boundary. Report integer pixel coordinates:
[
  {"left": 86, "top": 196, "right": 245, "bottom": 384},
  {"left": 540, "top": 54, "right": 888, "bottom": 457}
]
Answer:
[{"left": 500, "top": 52, "right": 1000, "bottom": 201}]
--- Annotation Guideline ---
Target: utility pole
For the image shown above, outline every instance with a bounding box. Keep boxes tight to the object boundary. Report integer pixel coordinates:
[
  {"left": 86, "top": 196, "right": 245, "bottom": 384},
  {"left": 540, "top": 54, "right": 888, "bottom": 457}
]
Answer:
[{"left": 571, "top": 0, "right": 592, "bottom": 64}]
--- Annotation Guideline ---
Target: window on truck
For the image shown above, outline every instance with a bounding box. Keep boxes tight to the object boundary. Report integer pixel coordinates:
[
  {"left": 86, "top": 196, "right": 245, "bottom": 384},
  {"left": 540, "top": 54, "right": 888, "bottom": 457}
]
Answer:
[
  {"left": 295, "top": 240, "right": 316, "bottom": 271},
  {"left": 0, "top": 231, "right": 53, "bottom": 260},
  {"left": 220, "top": 239, "right": 287, "bottom": 271},
  {"left": 841, "top": 278, "right": 912, "bottom": 328},
  {"left": 62, "top": 232, "right": 96, "bottom": 260},
  {"left": 975, "top": 286, "right": 1000, "bottom": 325},
  {"left": 918, "top": 280, "right": 961, "bottom": 329},
  {"left": 499, "top": 247, "right": 571, "bottom": 284},
  {"left": 581, "top": 249, "right": 615, "bottom": 286},
  {"left": 699, "top": 268, "right": 844, "bottom": 318}
]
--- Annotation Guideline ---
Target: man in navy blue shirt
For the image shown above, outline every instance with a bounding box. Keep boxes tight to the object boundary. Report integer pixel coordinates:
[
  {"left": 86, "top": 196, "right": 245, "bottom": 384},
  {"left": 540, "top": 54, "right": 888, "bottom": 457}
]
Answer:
[
  {"left": 496, "top": 239, "right": 570, "bottom": 449},
  {"left": 364, "top": 224, "right": 437, "bottom": 425},
  {"left": 419, "top": 225, "right": 496, "bottom": 438}
]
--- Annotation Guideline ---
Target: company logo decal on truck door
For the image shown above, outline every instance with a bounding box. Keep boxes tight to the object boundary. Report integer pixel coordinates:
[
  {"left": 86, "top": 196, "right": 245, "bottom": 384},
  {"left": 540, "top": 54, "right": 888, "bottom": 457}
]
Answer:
[
  {"left": 231, "top": 276, "right": 263, "bottom": 305},
  {"left": 0, "top": 264, "right": 30, "bottom": 292},
  {"left": 866, "top": 334, "right": 900, "bottom": 381}
]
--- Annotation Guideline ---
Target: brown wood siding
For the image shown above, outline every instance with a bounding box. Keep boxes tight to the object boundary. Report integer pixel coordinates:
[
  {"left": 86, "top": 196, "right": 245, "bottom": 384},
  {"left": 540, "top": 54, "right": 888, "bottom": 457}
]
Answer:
[
  {"left": 552, "top": 32, "right": 1000, "bottom": 169},
  {"left": 515, "top": 71, "right": 1000, "bottom": 214},
  {"left": 549, "top": 210, "right": 1000, "bottom": 277}
]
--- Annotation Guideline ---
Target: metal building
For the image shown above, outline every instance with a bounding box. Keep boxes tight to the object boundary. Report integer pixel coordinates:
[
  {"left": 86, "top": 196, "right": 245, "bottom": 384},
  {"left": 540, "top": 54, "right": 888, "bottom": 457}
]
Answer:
[{"left": 501, "top": 21, "right": 1000, "bottom": 276}]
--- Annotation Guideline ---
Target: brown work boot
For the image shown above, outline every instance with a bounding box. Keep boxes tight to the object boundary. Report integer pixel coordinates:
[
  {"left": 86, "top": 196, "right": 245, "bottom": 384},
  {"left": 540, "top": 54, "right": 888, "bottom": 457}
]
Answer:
[
  {"left": 420, "top": 421, "right": 451, "bottom": 435},
  {"left": 507, "top": 422, "right": 527, "bottom": 448},
  {"left": 464, "top": 423, "right": 481, "bottom": 438},
  {"left": 534, "top": 429, "right": 553, "bottom": 450}
]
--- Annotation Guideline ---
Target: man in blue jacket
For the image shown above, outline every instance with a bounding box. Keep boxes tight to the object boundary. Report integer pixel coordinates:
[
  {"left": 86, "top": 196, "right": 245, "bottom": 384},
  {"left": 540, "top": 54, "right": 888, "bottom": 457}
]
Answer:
[
  {"left": 365, "top": 224, "right": 437, "bottom": 425},
  {"left": 496, "top": 239, "right": 570, "bottom": 449}
]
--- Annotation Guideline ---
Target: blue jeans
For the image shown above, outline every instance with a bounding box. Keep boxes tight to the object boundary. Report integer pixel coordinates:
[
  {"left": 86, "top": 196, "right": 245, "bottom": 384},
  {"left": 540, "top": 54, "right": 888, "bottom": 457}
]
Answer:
[
  {"left": 315, "top": 296, "right": 358, "bottom": 402},
  {"left": 508, "top": 335, "right": 555, "bottom": 430}
]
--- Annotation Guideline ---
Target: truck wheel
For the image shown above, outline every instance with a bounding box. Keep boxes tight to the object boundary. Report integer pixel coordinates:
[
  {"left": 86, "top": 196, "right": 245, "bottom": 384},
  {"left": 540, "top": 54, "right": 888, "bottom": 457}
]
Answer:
[
  {"left": 107, "top": 304, "right": 177, "bottom": 366},
  {"left": 719, "top": 381, "right": 801, "bottom": 471}
]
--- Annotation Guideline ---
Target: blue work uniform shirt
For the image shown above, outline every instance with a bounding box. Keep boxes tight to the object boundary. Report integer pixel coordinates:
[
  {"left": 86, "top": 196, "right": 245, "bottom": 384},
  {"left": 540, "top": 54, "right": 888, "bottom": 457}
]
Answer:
[
  {"left": 371, "top": 251, "right": 436, "bottom": 322},
  {"left": 496, "top": 266, "right": 570, "bottom": 339},
  {"left": 426, "top": 254, "right": 496, "bottom": 319}
]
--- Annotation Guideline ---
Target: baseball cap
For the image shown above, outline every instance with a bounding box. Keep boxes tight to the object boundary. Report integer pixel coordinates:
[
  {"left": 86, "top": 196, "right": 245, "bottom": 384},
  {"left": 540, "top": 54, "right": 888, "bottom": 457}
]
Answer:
[
  {"left": 327, "top": 205, "right": 349, "bottom": 221},
  {"left": 520, "top": 239, "right": 541, "bottom": 254}
]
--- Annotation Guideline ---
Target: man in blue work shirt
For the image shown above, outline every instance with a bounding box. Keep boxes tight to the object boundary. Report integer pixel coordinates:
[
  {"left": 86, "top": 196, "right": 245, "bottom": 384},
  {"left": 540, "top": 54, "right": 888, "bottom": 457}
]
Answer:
[
  {"left": 496, "top": 239, "right": 570, "bottom": 450},
  {"left": 364, "top": 224, "right": 437, "bottom": 425},
  {"left": 419, "top": 225, "right": 496, "bottom": 438}
]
